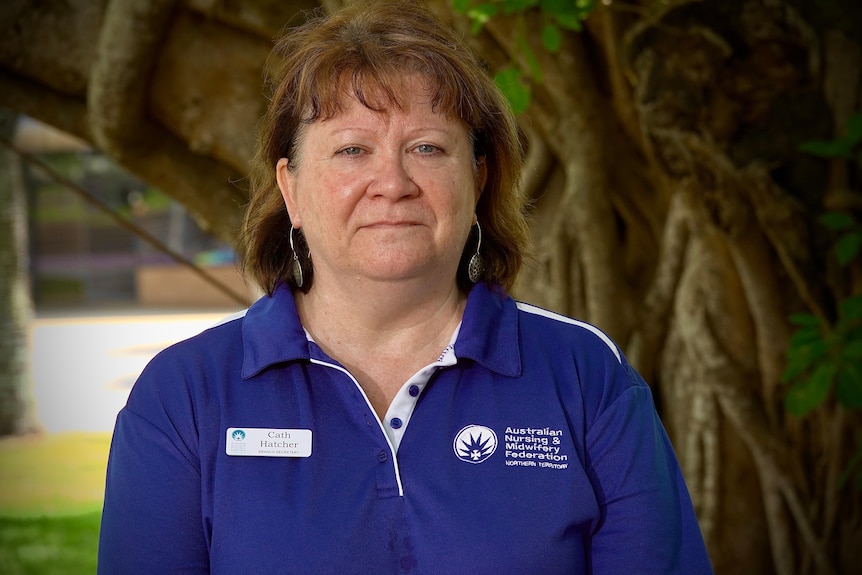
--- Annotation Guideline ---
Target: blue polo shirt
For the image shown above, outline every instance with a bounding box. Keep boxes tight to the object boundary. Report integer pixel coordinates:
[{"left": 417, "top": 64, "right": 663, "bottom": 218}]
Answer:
[{"left": 98, "top": 282, "right": 712, "bottom": 574}]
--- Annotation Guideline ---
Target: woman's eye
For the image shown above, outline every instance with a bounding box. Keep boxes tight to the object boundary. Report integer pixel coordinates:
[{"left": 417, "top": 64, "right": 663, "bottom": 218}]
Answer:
[
  {"left": 415, "top": 144, "right": 441, "bottom": 154},
  {"left": 337, "top": 146, "right": 363, "bottom": 156}
]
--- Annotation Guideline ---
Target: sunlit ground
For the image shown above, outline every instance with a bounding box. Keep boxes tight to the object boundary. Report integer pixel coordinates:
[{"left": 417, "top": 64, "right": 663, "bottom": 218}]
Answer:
[
  {"left": 30, "top": 308, "right": 240, "bottom": 433},
  {"left": 0, "top": 307, "right": 244, "bottom": 574}
]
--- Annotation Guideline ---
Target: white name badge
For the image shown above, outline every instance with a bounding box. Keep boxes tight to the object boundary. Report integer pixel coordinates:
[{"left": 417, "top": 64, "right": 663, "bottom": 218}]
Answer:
[{"left": 226, "top": 428, "right": 312, "bottom": 457}]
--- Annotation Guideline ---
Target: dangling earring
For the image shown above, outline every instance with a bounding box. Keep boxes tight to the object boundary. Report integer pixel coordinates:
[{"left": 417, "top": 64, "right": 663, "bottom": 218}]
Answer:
[
  {"left": 289, "top": 225, "right": 304, "bottom": 289},
  {"left": 468, "top": 220, "right": 484, "bottom": 283}
]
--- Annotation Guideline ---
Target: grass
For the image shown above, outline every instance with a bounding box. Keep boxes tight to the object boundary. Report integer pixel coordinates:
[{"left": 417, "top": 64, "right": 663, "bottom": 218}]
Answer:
[
  {"left": 0, "top": 432, "right": 112, "bottom": 574},
  {"left": 0, "top": 513, "right": 101, "bottom": 575}
]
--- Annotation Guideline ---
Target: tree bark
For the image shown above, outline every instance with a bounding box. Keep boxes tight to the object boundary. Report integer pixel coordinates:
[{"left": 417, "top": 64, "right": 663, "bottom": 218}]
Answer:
[{"left": 0, "top": 110, "right": 40, "bottom": 436}]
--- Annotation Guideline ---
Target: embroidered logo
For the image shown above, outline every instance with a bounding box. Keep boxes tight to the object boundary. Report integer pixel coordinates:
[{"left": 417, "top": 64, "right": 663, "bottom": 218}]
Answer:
[
  {"left": 453, "top": 424, "right": 498, "bottom": 464},
  {"left": 231, "top": 429, "right": 246, "bottom": 441},
  {"left": 503, "top": 426, "right": 569, "bottom": 469}
]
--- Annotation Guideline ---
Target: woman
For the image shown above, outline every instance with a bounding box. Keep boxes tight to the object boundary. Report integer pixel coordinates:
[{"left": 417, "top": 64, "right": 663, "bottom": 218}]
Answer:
[{"left": 98, "top": 1, "right": 713, "bottom": 573}]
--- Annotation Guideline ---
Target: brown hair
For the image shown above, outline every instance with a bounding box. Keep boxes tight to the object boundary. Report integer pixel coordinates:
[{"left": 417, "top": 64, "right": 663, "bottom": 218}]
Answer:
[{"left": 241, "top": 0, "right": 530, "bottom": 294}]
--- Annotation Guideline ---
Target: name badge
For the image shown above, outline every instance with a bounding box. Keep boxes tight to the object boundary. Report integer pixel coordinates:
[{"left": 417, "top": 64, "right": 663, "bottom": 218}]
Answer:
[{"left": 226, "top": 427, "right": 312, "bottom": 457}]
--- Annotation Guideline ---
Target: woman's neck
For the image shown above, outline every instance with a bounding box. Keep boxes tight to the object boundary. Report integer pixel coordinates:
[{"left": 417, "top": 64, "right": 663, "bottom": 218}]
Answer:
[
  {"left": 297, "top": 278, "right": 464, "bottom": 349},
  {"left": 294, "top": 276, "right": 466, "bottom": 417}
]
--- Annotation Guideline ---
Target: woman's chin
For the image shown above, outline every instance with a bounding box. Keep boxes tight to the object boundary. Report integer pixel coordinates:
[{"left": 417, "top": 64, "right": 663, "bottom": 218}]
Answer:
[{"left": 352, "top": 259, "right": 451, "bottom": 285}]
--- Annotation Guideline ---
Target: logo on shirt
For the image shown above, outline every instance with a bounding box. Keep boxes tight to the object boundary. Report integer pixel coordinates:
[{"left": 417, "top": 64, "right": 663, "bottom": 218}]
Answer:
[
  {"left": 231, "top": 429, "right": 246, "bottom": 441},
  {"left": 453, "top": 424, "right": 497, "bottom": 464},
  {"left": 503, "top": 425, "right": 570, "bottom": 470}
]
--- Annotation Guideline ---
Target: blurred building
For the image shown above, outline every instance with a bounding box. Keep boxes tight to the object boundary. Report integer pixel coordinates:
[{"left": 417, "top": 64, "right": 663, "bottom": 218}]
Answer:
[{"left": 14, "top": 117, "right": 251, "bottom": 309}]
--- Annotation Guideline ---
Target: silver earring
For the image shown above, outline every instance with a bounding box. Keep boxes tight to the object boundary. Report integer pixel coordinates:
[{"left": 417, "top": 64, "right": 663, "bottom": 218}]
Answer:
[
  {"left": 468, "top": 221, "right": 484, "bottom": 283},
  {"left": 289, "top": 225, "right": 304, "bottom": 289}
]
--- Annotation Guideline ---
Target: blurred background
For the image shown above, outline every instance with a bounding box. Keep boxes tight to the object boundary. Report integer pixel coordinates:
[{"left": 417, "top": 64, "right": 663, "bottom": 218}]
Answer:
[
  {"left": 1, "top": 117, "right": 250, "bottom": 575},
  {"left": 1, "top": 1, "right": 861, "bottom": 574},
  {"left": 10, "top": 115, "right": 253, "bottom": 429}
]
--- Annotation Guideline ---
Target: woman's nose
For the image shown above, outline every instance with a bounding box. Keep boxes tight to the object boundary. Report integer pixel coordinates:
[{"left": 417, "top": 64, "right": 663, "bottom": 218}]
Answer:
[{"left": 367, "top": 153, "right": 420, "bottom": 200}]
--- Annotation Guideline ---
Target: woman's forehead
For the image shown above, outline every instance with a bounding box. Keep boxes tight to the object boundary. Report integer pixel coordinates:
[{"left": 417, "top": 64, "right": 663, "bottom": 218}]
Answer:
[{"left": 312, "top": 70, "right": 458, "bottom": 122}]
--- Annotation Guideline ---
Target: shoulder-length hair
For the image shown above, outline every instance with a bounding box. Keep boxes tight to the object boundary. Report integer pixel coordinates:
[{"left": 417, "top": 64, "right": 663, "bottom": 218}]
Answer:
[{"left": 241, "top": 0, "right": 530, "bottom": 295}]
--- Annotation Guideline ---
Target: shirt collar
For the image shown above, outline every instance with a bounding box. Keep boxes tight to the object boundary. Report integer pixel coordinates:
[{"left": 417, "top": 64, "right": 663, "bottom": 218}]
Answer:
[
  {"left": 241, "top": 283, "right": 309, "bottom": 379},
  {"left": 454, "top": 282, "right": 521, "bottom": 377},
  {"left": 240, "top": 281, "right": 521, "bottom": 379}
]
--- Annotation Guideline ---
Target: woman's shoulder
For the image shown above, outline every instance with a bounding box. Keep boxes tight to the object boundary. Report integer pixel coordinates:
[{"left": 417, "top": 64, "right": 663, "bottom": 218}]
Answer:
[
  {"left": 510, "top": 299, "right": 652, "bottom": 416},
  {"left": 514, "top": 300, "right": 623, "bottom": 365}
]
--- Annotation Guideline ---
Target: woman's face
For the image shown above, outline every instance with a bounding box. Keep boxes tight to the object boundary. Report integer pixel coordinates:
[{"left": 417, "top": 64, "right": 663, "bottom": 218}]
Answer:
[{"left": 277, "top": 75, "right": 485, "bottom": 290}]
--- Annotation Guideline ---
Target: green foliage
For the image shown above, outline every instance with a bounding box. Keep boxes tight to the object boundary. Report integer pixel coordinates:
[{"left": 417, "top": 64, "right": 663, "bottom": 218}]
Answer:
[
  {"left": 781, "top": 208, "right": 862, "bottom": 416},
  {"left": 541, "top": 22, "right": 563, "bottom": 51},
  {"left": 452, "top": 0, "right": 597, "bottom": 112},
  {"left": 494, "top": 67, "right": 532, "bottom": 114},
  {"left": 820, "top": 211, "right": 862, "bottom": 265},
  {"left": 782, "top": 293, "right": 862, "bottom": 416},
  {"left": 786, "top": 114, "right": 862, "bottom": 487},
  {"left": 782, "top": 221, "right": 862, "bottom": 487},
  {"left": 798, "top": 112, "right": 862, "bottom": 163}
]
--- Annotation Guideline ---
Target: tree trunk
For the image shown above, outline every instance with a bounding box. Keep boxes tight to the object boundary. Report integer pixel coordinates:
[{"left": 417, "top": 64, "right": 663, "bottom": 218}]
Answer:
[
  {"left": 440, "top": 1, "right": 862, "bottom": 572},
  {"left": 0, "top": 110, "right": 40, "bottom": 436}
]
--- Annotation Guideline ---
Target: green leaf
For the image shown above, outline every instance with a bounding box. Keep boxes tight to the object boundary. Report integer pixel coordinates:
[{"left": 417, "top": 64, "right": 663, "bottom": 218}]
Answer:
[
  {"left": 782, "top": 355, "right": 815, "bottom": 382},
  {"left": 541, "top": 0, "right": 592, "bottom": 18},
  {"left": 799, "top": 138, "right": 854, "bottom": 158},
  {"left": 836, "top": 232, "right": 862, "bottom": 266},
  {"left": 495, "top": 66, "right": 520, "bottom": 86},
  {"left": 502, "top": 0, "right": 538, "bottom": 13},
  {"left": 789, "top": 326, "right": 823, "bottom": 347},
  {"left": 452, "top": 0, "right": 471, "bottom": 14},
  {"left": 820, "top": 211, "right": 856, "bottom": 231},
  {"left": 784, "top": 363, "right": 835, "bottom": 417},
  {"left": 467, "top": 4, "right": 498, "bottom": 34},
  {"left": 494, "top": 67, "right": 531, "bottom": 114},
  {"left": 845, "top": 112, "right": 862, "bottom": 145},
  {"left": 836, "top": 364, "right": 862, "bottom": 408},
  {"left": 575, "top": 0, "right": 597, "bottom": 15},
  {"left": 515, "top": 32, "right": 542, "bottom": 80},
  {"left": 842, "top": 340, "right": 862, "bottom": 361},
  {"left": 782, "top": 339, "right": 829, "bottom": 382},
  {"left": 541, "top": 22, "right": 563, "bottom": 52},
  {"left": 539, "top": 0, "right": 568, "bottom": 12},
  {"left": 789, "top": 313, "right": 822, "bottom": 328},
  {"left": 839, "top": 295, "right": 862, "bottom": 321},
  {"left": 552, "top": 12, "right": 583, "bottom": 31}
]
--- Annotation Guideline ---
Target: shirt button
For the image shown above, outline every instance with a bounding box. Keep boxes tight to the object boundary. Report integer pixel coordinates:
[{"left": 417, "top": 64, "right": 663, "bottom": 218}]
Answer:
[
  {"left": 390, "top": 417, "right": 403, "bottom": 429},
  {"left": 377, "top": 450, "right": 388, "bottom": 462},
  {"left": 408, "top": 385, "right": 420, "bottom": 397}
]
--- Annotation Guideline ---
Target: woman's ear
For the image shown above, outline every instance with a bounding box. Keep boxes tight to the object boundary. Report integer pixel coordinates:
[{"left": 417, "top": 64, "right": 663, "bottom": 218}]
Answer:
[{"left": 276, "top": 158, "right": 301, "bottom": 227}]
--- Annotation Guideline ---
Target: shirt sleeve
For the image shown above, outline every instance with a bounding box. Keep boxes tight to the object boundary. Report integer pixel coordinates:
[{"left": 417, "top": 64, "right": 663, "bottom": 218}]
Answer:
[
  {"left": 585, "top": 363, "right": 713, "bottom": 574},
  {"left": 98, "top": 366, "right": 209, "bottom": 574}
]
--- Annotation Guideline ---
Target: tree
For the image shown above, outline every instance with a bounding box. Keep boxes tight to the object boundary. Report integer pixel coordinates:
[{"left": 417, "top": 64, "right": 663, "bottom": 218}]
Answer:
[
  {"left": 0, "top": 110, "right": 40, "bottom": 436},
  {"left": 1, "top": 0, "right": 860, "bottom": 572},
  {"left": 444, "top": 1, "right": 862, "bottom": 574}
]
